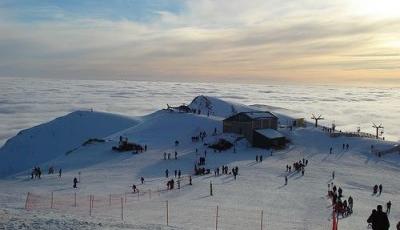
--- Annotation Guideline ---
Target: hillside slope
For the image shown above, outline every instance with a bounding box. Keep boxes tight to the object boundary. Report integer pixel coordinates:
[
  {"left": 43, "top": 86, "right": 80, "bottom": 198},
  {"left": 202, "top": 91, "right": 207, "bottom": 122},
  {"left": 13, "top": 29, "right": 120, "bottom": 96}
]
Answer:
[{"left": 0, "top": 111, "right": 139, "bottom": 177}]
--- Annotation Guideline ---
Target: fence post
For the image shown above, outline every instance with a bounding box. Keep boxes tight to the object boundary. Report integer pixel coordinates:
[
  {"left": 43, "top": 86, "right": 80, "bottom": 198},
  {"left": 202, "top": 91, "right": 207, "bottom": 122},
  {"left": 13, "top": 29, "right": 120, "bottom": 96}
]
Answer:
[
  {"left": 89, "top": 195, "right": 92, "bottom": 216},
  {"left": 210, "top": 181, "right": 213, "bottom": 196},
  {"left": 92, "top": 195, "right": 94, "bottom": 209},
  {"left": 74, "top": 192, "right": 77, "bottom": 207},
  {"left": 109, "top": 194, "right": 111, "bottom": 206},
  {"left": 215, "top": 205, "right": 219, "bottom": 230},
  {"left": 261, "top": 210, "right": 263, "bottom": 230},
  {"left": 124, "top": 192, "right": 127, "bottom": 204},
  {"left": 25, "top": 192, "right": 30, "bottom": 210},
  {"left": 121, "top": 197, "right": 124, "bottom": 221},
  {"left": 51, "top": 192, "right": 54, "bottom": 209},
  {"left": 149, "top": 189, "right": 151, "bottom": 200},
  {"left": 166, "top": 200, "right": 169, "bottom": 226}
]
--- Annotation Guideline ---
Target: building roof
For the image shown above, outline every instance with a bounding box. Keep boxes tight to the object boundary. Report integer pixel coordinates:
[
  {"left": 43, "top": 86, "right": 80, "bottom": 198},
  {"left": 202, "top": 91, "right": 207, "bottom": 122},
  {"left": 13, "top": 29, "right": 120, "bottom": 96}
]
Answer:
[
  {"left": 223, "top": 111, "right": 277, "bottom": 122},
  {"left": 243, "top": 111, "right": 276, "bottom": 119},
  {"left": 255, "top": 129, "right": 284, "bottom": 139}
]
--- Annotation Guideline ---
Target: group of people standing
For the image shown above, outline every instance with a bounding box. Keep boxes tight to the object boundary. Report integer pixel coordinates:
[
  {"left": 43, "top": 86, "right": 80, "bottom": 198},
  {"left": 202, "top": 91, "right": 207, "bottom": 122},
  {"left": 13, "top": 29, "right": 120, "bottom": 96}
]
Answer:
[
  {"left": 163, "top": 151, "right": 178, "bottom": 160},
  {"left": 328, "top": 183, "right": 353, "bottom": 217}
]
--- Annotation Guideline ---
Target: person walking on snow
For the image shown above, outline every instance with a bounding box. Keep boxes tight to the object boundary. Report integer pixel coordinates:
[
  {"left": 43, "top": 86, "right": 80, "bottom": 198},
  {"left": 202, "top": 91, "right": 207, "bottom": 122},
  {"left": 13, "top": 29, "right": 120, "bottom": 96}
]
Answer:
[
  {"left": 332, "top": 171, "right": 335, "bottom": 180},
  {"left": 387, "top": 201, "right": 392, "bottom": 214},
  {"left": 379, "top": 184, "right": 383, "bottom": 195},
  {"left": 73, "top": 177, "right": 78, "bottom": 188},
  {"left": 58, "top": 168, "right": 62, "bottom": 178},
  {"left": 141, "top": 177, "right": 144, "bottom": 184},
  {"left": 285, "top": 176, "right": 288, "bottom": 185},
  {"left": 367, "top": 205, "right": 390, "bottom": 230},
  {"left": 165, "top": 169, "right": 169, "bottom": 178}
]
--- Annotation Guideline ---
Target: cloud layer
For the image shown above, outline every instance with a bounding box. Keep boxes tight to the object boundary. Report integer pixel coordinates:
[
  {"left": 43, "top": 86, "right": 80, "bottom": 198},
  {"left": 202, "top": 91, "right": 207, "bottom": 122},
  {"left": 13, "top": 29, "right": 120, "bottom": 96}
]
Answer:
[
  {"left": 0, "top": 0, "right": 399, "bottom": 84},
  {"left": 0, "top": 77, "right": 399, "bottom": 147}
]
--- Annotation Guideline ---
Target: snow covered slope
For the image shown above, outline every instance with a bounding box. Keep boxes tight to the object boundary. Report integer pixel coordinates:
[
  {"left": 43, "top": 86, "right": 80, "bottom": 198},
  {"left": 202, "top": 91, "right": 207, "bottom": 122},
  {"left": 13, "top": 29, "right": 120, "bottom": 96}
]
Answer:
[
  {"left": 189, "top": 95, "right": 256, "bottom": 118},
  {"left": 1, "top": 96, "right": 400, "bottom": 230},
  {"left": 0, "top": 111, "right": 139, "bottom": 177}
]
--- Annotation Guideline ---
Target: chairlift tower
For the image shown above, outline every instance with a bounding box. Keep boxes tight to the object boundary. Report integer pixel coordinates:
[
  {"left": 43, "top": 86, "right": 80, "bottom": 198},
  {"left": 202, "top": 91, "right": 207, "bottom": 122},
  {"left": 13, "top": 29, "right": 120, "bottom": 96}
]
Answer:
[
  {"left": 311, "top": 114, "right": 324, "bottom": 127},
  {"left": 372, "top": 123, "right": 384, "bottom": 139}
]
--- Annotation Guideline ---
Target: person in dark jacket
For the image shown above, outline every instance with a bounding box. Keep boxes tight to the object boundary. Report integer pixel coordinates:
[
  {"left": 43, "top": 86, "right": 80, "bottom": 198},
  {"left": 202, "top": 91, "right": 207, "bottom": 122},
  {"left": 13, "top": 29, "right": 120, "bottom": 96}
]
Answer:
[
  {"left": 386, "top": 201, "right": 391, "bottom": 214},
  {"left": 73, "top": 177, "right": 78, "bottom": 188},
  {"left": 368, "top": 205, "right": 390, "bottom": 230},
  {"left": 367, "top": 209, "right": 377, "bottom": 229}
]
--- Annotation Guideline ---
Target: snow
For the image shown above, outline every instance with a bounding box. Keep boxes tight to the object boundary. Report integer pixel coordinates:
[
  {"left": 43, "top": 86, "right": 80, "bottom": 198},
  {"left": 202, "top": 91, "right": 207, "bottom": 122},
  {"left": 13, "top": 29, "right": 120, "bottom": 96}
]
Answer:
[
  {"left": 1, "top": 95, "right": 400, "bottom": 229},
  {"left": 255, "top": 129, "right": 284, "bottom": 139},
  {"left": 0, "top": 111, "right": 139, "bottom": 177}
]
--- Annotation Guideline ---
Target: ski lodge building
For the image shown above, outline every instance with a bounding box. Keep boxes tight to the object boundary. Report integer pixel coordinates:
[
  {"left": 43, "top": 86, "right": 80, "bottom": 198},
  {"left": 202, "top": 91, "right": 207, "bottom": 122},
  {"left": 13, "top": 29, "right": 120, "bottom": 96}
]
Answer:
[{"left": 223, "top": 111, "right": 286, "bottom": 149}]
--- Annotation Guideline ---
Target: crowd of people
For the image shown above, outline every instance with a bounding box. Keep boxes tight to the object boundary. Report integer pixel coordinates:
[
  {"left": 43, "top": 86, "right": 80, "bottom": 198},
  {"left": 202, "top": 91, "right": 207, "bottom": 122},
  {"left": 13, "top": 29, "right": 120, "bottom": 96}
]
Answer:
[
  {"left": 328, "top": 183, "right": 353, "bottom": 217},
  {"left": 30, "top": 167, "right": 42, "bottom": 179}
]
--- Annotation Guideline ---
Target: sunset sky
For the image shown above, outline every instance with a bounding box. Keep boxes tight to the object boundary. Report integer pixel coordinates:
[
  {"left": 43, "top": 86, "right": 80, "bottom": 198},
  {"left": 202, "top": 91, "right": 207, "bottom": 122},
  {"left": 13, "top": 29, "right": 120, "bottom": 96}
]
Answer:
[{"left": 0, "top": 0, "right": 399, "bottom": 85}]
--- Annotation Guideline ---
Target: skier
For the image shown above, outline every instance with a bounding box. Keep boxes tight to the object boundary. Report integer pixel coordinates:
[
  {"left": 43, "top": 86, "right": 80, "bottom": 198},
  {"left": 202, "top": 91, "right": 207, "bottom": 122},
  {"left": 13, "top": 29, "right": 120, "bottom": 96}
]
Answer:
[
  {"left": 140, "top": 177, "right": 144, "bottom": 184},
  {"left": 387, "top": 201, "right": 391, "bottom": 214},
  {"left": 58, "top": 168, "right": 62, "bottom": 178},
  {"left": 73, "top": 177, "right": 78, "bottom": 188},
  {"left": 379, "top": 184, "right": 383, "bottom": 195},
  {"left": 165, "top": 169, "right": 169, "bottom": 178}
]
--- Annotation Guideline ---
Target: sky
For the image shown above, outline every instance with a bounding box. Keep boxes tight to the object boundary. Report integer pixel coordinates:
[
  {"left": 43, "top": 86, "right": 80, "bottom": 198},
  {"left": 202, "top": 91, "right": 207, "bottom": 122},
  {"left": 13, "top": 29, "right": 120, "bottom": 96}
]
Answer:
[{"left": 0, "top": 0, "right": 399, "bottom": 85}]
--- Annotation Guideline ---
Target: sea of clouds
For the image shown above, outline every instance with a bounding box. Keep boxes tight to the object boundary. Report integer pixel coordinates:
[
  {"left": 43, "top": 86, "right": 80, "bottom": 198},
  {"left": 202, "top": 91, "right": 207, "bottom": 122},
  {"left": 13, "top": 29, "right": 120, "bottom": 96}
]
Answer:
[{"left": 0, "top": 77, "right": 399, "bottom": 147}]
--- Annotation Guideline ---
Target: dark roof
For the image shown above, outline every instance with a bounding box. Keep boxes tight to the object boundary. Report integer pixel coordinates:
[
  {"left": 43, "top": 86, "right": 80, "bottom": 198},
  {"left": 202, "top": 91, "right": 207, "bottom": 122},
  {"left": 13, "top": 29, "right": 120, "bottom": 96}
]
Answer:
[{"left": 224, "top": 111, "right": 277, "bottom": 121}]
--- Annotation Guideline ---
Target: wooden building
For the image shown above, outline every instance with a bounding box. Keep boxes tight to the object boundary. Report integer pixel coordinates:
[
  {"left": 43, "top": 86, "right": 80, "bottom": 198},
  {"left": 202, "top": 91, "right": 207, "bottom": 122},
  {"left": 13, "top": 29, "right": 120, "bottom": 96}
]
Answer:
[
  {"left": 253, "top": 129, "right": 286, "bottom": 149},
  {"left": 223, "top": 111, "right": 280, "bottom": 145}
]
